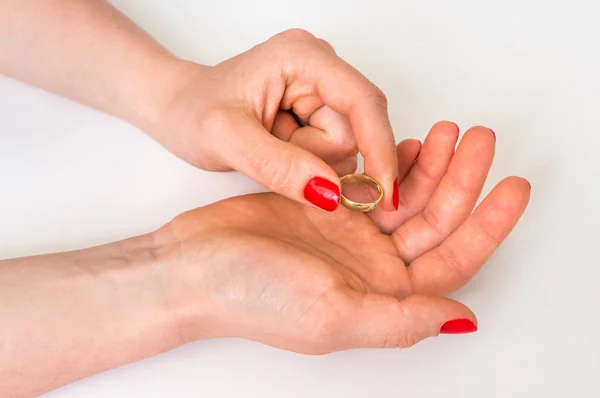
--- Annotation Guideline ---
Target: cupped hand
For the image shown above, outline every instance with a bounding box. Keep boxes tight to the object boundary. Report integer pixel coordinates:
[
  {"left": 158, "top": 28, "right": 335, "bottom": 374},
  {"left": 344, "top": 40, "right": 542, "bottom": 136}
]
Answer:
[
  {"left": 153, "top": 122, "right": 530, "bottom": 354},
  {"left": 151, "top": 28, "right": 398, "bottom": 213}
]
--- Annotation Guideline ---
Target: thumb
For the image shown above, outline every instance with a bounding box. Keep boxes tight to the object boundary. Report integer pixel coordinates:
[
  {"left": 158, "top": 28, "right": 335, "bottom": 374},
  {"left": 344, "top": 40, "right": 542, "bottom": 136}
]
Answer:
[
  {"left": 224, "top": 116, "right": 343, "bottom": 212},
  {"left": 345, "top": 293, "right": 478, "bottom": 349}
]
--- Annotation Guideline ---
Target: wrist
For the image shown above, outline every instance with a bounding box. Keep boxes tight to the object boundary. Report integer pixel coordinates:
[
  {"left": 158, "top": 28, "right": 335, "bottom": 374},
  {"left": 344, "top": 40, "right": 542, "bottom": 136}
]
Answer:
[
  {"left": 84, "top": 233, "right": 187, "bottom": 348},
  {"left": 130, "top": 57, "right": 212, "bottom": 145},
  {"left": 149, "top": 219, "right": 222, "bottom": 343}
]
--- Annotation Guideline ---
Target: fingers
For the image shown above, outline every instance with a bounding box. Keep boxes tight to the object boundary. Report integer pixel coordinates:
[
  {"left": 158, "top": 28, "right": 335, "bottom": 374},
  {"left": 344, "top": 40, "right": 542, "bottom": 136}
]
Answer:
[
  {"left": 392, "top": 126, "right": 496, "bottom": 262},
  {"left": 319, "top": 75, "right": 398, "bottom": 211},
  {"left": 274, "top": 29, "right": 399, "bottom": 211},
  {"left": 271, "top": 107, "right": 358, "bottom": 176},
  {"left": 340, "top": 292, "right": 477, "bottom": 350},
  {"left": 338, "top": 138, "right": 421, "bottom": 208},
  {"left": 408, "top": 176, "right": 531, "bottom": 296},
  {"left": 307, "top": 105, "right": 357, "bottom": 161},
  {"left": 396, "top": 121, "right": 459, "bottom": 220},
  {"left": 224, "top": 114, "right": 342, "bottom": 212},
  {"left": 396, "top": 138, "right": 422, "bottom": 181},
  {"left": 271, "top": 106, "right": 357, "bottom": 164},
  {"left": 368, "top": 126, "right": 454, "bottom": 234},
  {"left": 318, "top": 38, "right": 336, "bottom": 54}
]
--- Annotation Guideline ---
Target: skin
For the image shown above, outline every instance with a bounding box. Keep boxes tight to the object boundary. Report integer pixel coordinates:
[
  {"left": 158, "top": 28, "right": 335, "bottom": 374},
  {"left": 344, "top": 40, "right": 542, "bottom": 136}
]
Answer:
[
  {"left": 0, "top": 123, "right": 531, "bottom": 397},
  {"left": 0, "top": 0, "right": 398, "bottom": 211},
  {"left": 0, "top": 0, "right": 531, "bottom": 396}
]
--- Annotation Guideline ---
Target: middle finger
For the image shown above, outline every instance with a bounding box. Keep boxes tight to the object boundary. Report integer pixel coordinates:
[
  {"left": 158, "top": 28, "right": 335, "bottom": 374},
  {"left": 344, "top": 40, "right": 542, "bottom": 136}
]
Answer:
[{"left": 392, "top": 126, "right": 496, "bottom": 263}]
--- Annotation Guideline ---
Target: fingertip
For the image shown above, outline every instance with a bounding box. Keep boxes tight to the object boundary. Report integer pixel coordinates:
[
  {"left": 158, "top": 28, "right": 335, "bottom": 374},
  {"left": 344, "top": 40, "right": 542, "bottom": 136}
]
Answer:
[
  {"left": 439, "top": 318, "right": 479, "bottom": 334},
  {"left": 497, "top": 175, "right": 532, "bottom": 198},
  {"left": 463, "top": 125, "right": 496, "bottom": 143},
  {"left": 510, "top": 175, "right": 531, "bottom": 191},
  {"left": 303, "top": 176, "right": 341, "bottom": 212},
  {"left": 395, "top": 139, "right": 422, "bottom": 191},
  {"left": 430, "top": 120, "right": 460, "bottom": 138},
  {"left": 436, "top": 299, "right": 478, "bottom": 335},
  {"left": 396, "top": 138, "right": 422, "bottom": 158},
  {"left": 423, "top": 121, "right": 460, "bottom": 152}
]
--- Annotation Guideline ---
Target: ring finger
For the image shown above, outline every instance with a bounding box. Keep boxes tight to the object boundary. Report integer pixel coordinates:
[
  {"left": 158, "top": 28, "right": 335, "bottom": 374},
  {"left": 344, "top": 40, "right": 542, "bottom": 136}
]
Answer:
[{"left": 392, "top": 126, "right": 496, "bottom": 263}]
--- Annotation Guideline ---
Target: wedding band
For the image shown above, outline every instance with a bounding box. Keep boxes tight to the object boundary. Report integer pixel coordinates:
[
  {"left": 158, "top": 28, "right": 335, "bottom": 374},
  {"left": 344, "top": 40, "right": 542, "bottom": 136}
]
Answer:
[{"left": 339, "top": 173, "right": 384, "bottom": 213}]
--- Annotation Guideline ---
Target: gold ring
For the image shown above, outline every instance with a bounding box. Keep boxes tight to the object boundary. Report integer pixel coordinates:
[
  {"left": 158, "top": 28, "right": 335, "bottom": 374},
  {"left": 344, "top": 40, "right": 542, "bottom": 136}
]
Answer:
[{"left": 339, "top": 173, "right": 384, "bottom": 213}]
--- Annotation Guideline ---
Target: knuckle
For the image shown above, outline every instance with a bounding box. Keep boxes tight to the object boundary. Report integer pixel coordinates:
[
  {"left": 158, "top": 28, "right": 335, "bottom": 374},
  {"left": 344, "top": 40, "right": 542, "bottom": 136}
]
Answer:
[
  {"left": 369, "top": 86, "right": 388, "bottom": 109},
  {"left": 336, "top": 136, "right": 358, "bottom": 158},
  {"left": 378, "top": 333, "right": 402, "bottom": 349},
  {"left": 326, "top": 134, "right": 357, "bottom": 159},
  {"left": 378, "top": 324, "right": 422, "bottom": 349},
  {"left": 276, "top": 28, "right": 317, "bottom": 43},
  {"left": 438, "top": 244, "right": 470, "bottom": 285},
  {"left": 400, "top": 328, "right": 421, "bottom": 348},
  {"left": 392, "top": 230, "right": 409, "bottom": 254},
  {"left": 421, "top": 207, "right": 446, "bottom": 238},
  {"left": 383, "top": 302, "right": 423, "bottom": 348},
  {"left": 318, "top": 38, "right": 336, "bottom": 53},
  {"left": 377, "top": 328, "right": 420, "bottom": 349},
  {"left": 246, "top": 145, "right": 293, "bottom": 191}
]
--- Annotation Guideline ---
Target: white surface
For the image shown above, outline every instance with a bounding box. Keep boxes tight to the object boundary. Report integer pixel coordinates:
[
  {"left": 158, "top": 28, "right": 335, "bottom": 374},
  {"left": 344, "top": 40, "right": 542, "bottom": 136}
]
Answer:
[{"left": 1, "top": 0, "right": 599, "bottom": 396}]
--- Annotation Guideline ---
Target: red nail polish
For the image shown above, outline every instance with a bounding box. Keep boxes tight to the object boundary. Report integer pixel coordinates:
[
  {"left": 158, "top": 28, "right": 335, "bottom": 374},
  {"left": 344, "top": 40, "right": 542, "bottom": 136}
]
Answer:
[
  {"left": 440, "top": 319, "right": 478, "bottom": 334},
  {"left": 303, "top": 177, "right": 340, "bottom": 212},
  {"left": 392, "top": 178, "right": 399, "bottom": 210}
]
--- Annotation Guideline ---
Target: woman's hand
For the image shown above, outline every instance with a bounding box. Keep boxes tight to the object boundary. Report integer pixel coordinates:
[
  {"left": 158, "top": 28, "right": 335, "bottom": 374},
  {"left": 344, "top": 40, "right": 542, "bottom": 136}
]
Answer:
[
  {"left": 1, "top": 2, "right": 397, "bottom": 213},
  {"left": 149, "top": 29, "right": 399, "bottom": 213},
  {"left": 0, "top": 122, "right": 529, "bottom": 396},
  {"left": 155, "top": 122, "right": 530, "bottom": 353}
]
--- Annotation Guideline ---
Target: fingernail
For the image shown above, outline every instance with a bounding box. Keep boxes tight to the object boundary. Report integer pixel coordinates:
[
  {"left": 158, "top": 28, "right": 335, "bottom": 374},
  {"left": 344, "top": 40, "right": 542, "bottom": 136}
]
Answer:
[
  {"left": 392, "top": 178, "right": 399, "bottom": 210},
  {"left": 303, "top": 177, "right": 340, "bottom": 212},
  {"left": 490, "top": 129, "right": 496, "bottom": 141},
  {"left": 440, "top": 319, "right": 478, "bottom": 334}
]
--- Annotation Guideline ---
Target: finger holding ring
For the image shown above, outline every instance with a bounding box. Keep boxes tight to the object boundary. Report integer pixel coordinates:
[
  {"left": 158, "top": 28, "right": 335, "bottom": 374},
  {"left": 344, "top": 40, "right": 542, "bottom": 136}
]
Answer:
[{"left": 339, "top": 173, "right": 384, "bottom": 213}]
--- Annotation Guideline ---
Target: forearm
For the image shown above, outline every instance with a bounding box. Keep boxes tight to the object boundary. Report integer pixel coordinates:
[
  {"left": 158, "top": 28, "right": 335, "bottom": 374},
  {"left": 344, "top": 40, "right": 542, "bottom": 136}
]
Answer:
[
  {"left": 0, "top": 232, "right": 184, "bottom": 397},
  {"left": 0, "top": 0, "right": 186, "bottom": 129}
]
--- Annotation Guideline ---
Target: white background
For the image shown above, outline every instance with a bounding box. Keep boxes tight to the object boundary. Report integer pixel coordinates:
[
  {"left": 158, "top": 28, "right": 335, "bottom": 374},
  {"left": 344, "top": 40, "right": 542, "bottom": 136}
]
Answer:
[{"left": 1, "top": 0, "right": 599, "bottom": 397}]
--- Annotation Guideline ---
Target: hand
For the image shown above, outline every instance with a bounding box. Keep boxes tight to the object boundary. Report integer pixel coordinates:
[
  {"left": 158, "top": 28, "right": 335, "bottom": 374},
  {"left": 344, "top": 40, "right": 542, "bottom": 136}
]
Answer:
[
  {"left": 148, "top": 29, "right": 399, "bottom": 213},
  {"left": 155, "top": 122, "right": 530, "bottom": 353}
]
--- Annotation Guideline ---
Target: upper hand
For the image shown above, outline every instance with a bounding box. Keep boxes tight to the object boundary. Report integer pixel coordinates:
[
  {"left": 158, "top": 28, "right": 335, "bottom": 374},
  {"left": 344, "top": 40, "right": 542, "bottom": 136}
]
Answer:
[
  {"left": 152, "top": 122, "right": 530, "bottom": 353},
  {"left": 151, "top": 29, "right": 398, "bottom": 212}
]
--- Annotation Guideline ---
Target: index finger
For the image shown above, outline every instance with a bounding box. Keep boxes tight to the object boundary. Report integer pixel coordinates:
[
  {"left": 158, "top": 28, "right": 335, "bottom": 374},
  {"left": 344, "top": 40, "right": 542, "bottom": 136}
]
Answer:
[{"left": 311, "top": 51, "right": 399, "bottom": 211}]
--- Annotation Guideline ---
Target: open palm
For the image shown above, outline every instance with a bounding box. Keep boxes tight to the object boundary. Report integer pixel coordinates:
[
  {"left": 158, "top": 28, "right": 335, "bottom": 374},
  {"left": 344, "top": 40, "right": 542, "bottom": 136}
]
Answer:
[{"left": 163, "top": 122, "right": 530, "bottom": 354}]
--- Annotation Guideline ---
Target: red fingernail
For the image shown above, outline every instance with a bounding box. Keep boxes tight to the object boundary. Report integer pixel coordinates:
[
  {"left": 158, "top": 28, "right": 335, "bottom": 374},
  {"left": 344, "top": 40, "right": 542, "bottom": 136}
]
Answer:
[
  {"left": 303, "top": 177, "right": 340, "bottom": 212},
  {"left": 490, "top": 129, "right": 496, "bottom": 141},
  {"left": 440, "top": 319, "right": 478, "bottom": 334},
  {"left": 392, "top": 178, "right": 399, "bottom": 210}
]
